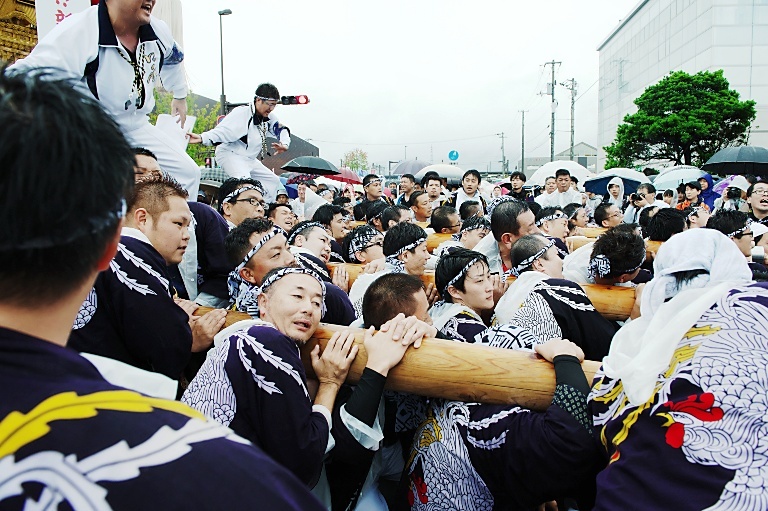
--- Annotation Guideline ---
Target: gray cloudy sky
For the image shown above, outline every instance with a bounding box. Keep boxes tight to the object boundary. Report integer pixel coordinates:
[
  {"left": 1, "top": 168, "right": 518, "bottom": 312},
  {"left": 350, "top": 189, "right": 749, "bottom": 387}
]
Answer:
[{"left": 180, "top": 0, "right": 637, "bottom": 172}]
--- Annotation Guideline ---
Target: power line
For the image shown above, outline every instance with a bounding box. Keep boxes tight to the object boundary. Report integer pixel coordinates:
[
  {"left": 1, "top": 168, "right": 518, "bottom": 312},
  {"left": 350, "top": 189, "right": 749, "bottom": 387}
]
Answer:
[{"left": 306, "top": 134, "right": 498, "bottom": 147}]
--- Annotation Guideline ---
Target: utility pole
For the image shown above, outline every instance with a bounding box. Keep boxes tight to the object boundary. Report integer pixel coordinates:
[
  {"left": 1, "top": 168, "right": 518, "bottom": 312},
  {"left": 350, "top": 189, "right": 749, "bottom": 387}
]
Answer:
[
  {"left": 561, "top": 78, "right": 578, "bottom": 161},
  {"left": 519, "top": 110, "right": 528, "bottom": 175},
  {"left": 543, "top": 60, "right": 561, "bottom": 162},
  {"left": 496, "top": 132, "right": 508, "bottom": 175}
]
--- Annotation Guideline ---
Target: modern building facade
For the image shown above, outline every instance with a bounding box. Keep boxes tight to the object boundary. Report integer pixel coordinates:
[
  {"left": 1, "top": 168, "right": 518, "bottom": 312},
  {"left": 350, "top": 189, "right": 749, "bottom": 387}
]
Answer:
[{"left": 597, "top": 0, "right": 768, "bottom": 170}]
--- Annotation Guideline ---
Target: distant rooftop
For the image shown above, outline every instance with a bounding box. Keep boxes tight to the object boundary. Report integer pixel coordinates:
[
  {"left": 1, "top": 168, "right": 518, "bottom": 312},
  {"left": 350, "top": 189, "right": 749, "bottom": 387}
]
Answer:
[{"left": 597, "top": 0, "right": 650, "bottom": 51}]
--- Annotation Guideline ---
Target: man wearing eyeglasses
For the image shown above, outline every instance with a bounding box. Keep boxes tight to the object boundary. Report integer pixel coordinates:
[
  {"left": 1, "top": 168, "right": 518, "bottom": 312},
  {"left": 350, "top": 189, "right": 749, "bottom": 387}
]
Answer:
[
  {"left": 747, "top": 182, "right": 768, "bottom": 226},
  {"left": 189, "top": 83, "right": 290, "bottom": 203},
  {"left": 623, "top": 183, "right": 668, "bottom": 223},
  {"left": 217, "top": 178, "right": 267, "bottom": 230}
]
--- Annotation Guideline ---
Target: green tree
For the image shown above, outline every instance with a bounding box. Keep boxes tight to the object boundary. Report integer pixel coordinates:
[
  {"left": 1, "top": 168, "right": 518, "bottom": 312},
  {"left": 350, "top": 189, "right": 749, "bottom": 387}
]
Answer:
[
  {"left": 149, "top": 91, "right": 220, "bottom": 166},
  {"left": 342, "top": 148, "right": 369, "bottom": 172},
  {"left": 604, "top": 70, "right": 756, "bottom": 169}
]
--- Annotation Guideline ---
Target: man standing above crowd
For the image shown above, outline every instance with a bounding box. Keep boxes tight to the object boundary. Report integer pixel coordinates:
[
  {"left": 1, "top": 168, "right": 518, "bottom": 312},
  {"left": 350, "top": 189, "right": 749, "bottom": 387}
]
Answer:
[
  {"left": 508, "top": 171, "right": 531, "bottom": 201},
  {"left": 396, "top": 174, "right": 416, "bottom": 206},
  {"left": 444, "top": 169, "right": 487, "bottom": 213},
  {"left": 422, "top": 173, "right": 445, "bottom": 209},
  {"left": 189, "top": 83, "right": 290, "bottom": 202},
  {"left": 538, "top": 169, "right": 581, "bottom": 207},
  {"left": 12, "top": 0, "right": 201, "bottom": 197},
  {"left": 535, "top": 176, "right": 557, "bottom": 206}
]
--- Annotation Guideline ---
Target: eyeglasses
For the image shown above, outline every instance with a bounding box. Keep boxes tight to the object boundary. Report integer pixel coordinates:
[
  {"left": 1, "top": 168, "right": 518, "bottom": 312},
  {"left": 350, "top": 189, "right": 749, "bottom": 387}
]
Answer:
[
  {"left": 734, "top": 231, "right": 754, "bottom": 239},
  {"left": 609, "top": 212, "right": 623, "bottom": 219},
  {"left": 234, "top": 198, "right": 265, "bottom": 207},
  {"left": 363, "top": 240, "right": 383, "bottom": 250},
  {"left": 751, "top": 189, "right": 768, "bottom": 196}
]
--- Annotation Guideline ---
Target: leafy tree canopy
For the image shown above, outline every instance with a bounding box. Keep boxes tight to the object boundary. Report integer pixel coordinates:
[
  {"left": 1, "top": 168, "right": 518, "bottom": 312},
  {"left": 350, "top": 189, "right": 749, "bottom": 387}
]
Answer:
[
  {"left": 604, "top": 70, "right": 756, "bottom": 169},
  {"left": 343, "top": 148, "right": 369, "bottom": 172}
]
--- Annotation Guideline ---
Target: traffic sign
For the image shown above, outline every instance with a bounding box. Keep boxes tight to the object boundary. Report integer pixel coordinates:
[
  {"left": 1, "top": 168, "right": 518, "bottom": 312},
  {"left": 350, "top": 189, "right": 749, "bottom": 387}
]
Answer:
[{"left": 448, "top": 150, "right": 459, "bottom": 161}]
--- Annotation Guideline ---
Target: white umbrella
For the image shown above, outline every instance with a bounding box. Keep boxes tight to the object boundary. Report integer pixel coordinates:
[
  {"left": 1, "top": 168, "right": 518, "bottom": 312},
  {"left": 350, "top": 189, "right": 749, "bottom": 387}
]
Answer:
[
  {"left": 652, "top": 166, "right": 705, "bottom": 192},
  {"left": 414, "top": 164, "right": 466, "bottom": 185},
  {"left": 527, "top": 160, "right": 594, "bottom": 187}
]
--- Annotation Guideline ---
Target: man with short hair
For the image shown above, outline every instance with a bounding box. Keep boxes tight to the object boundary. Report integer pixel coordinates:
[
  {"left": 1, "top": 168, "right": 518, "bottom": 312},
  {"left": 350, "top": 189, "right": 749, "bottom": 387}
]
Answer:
[
  {"left": 747, "top": 181, "right": 768, "bottom": 225},
  {"left": 69, "top": 174, "right": 225, "bottom": 380},
  {"left": 472, "top": 198, "right": 540, "bottom": 274},
  {"left": 217, "top": 177, "right": 266, "bottom": 229},
  {"left": 291, "top": 182, "right": 308, "bottom": 218},
  {"left": 410, "top": 190, "right": 433, "bottom": 223},
  {"left": 225, "top": 218, "right": 354, "bottom": 325},
  {"left": 459, "top": 200, "right": 482, "bottom": 219},
  {"left": 381, "top": 205, "right": 411, "bottom": 230},
  {"left": 564, "top": 224, "right": 646, "bottom": 286},
  {"left": 397, "top": 173, "right": 416, "bottom": 206},
  {"left": 509, "top": 171, "right": 530, "bottom": 201},
  {"left": 538, "top": 169, "right": 581, "bottom": 207},
  {"left": 267, "top": 202, "right": 296, "bottom": 231},
  {"left": 183, "top": 267, "right": 359, "bottom": 490},
  {"left": 362, "top": 174, "right": 390, "bottom": 203},
  {"left": 444, "top": 169, "right": 487, "bottom": 212},
  {"left": 623, "top": 183, "right": 668, "bottom": 223},
  {"left": 12, "top": 0, "right": 201, "bottom": 198},
  {"left": 313, "top": 203, "right": 348, "bottom": 262},
  {"left": 189, "top": 83, "right": 290, "bottom": 202},
  {"left": 0, "top": 64, "right": 323, "bottom": 511},
  {"left": 422, "top": 175, "right": 444, "bottom": 209},
  {"left": 343, "top": 225, "right": 384, "bottom": 264},
  {"left": 594, "top": 202, "right": 623, "bottom": 229},
  {"left": 431, "top": 205, "right": 461, "bottom": 234},
  {"left": 134, "top": 147, "right": 162, "bottom": 179},
  {"left": 535, "top": 176, "right": 558, "bottom": 206},
  {"left": 276, "top": 188, "right": 290, "bottom": 204}
]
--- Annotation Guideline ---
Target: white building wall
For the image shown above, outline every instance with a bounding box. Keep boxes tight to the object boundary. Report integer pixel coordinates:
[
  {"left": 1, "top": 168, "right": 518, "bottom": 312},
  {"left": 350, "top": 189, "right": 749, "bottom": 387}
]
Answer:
[{"left": 597, "top": 0, "right": 768, "bottom": 171}]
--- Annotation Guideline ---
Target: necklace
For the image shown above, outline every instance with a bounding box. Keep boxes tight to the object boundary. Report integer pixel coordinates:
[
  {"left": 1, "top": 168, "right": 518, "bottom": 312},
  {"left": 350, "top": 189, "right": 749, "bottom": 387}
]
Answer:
[
  {"left": 258, "top": 120, "right": 268, "bottom": 161},
  {"left": 116, "top": 43, "right": 146, "bottom": 111}
]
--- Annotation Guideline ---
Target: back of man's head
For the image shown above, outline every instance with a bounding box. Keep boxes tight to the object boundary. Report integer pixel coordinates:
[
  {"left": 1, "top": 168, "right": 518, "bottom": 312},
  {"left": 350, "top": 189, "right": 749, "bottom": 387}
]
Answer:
[
  {"left": 646, "top": 208, "right": 686, "bottom": 242},
  {"left": 590, "top": 224, "right": 645, "bottom": 279},
  {"left": 510, "top": 234, "right": 551, "bottom": 272},
  {"left": 127, "top": 174, "right": 188, "bottom": 221},
  {"left": 593, "top": 202, "right": 613, "bottom": 227},
  {"left": 490, "top": 199, "right": 530, "bottom": 241},
  {"left": 459, "top": 200, "right": 480, "bottom": 220},
  {"left": 362, "top": 273, "right": 425, "bottom": 329},
  {"left": 0, "top": 70, "right": 134, "bottom": 306},
  {"left": 224, "top": 217, "right": 276, "bottom": 267},
  {"left": 431, "top": 206, "right": 458, "bottom": 232},
  {"left": 383, "top": 222, "right": 427, "bottom": 257},
  {"left": 706, "top": 209, "right": 749, "bottom": 236},
  {"left": 381, "top": 206, "right": 406, "bottom": 230},
  {"left": 312, "top": 204, "right": 343, "bottom": 227}
]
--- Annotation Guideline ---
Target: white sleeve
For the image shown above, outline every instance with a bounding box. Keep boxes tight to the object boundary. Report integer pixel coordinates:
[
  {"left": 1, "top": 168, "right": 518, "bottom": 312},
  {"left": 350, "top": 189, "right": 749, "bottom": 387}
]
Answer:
[
  {"left": 312, "top": 404, "right": 336, "bottom": 454},
  {"left": 339, "top": 402, "right": 384, "bottom": 451},
  {"left": 201, "top": 106, "right": 250, "bottom": 146},
  {"left": 152, "top": 17, "right": 188, "bottom": 98}
]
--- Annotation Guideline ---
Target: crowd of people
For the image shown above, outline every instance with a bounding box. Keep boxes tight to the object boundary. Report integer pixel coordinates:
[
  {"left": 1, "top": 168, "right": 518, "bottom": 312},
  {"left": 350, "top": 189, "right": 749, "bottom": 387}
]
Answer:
[{"left": 2, "top": 1, "right": 768, "bottom": 510}]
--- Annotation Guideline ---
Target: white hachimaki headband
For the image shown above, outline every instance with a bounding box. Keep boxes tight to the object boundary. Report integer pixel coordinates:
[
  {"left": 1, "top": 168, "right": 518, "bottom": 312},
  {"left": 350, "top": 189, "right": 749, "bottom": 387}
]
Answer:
[
  {"left": 536, "top": 211, "right": 567, "bottom": 227},
  {"left": 588, "top": 251, "right": 646, "bottom": 279},
  {"left": 485, "top": 196, "right": 518, "bottom": 221},
  {"left": 509, "top": 238, "right": 555, "bottom": 278},
  {"left": 287, "top": 222, "right": 325, "bottom": 245},
  {"left": 259, "top": 267, "right": 327, "bottom": 316},
  {"left": 452, "top": 217, "right": 490, "bottom": 241},
  {"left": 385, "top": 236, "right": 427, "bottom": 273},
  {"left": 442, "top": 256, "right": 484, "bottom": 299},
  {"left": 726, "top": 219, "right": 753, "bottom": 238},
  {"left": 363, "top": 176, "right": 383, "bottom": 188},
  {"left": 348, "top": 225, "right": 380, "bottom": 260},
  {"left": 227, "top": 225, "right": 287, "bottom": 304},
  {"left": 223, "top": 183, "right": 265, "bottom": 204}
]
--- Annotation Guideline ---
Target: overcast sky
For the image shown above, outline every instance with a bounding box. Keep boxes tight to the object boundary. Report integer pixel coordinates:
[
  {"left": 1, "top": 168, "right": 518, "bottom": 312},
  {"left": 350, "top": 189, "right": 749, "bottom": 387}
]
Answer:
[{"left": 179, "top": 0, "right": 638, "bottom": 172}]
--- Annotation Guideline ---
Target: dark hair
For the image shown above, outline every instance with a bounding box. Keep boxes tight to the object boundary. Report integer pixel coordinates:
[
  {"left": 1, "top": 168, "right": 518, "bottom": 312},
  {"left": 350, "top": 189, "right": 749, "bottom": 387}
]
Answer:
[
  {"left": 646, "top": 208, "right": 686, "bottom": 242},
  {"left": 255, "top": 83, "right": 279, "bottom": 100},
  {"left": 286, "top": 220, "right": 324, "bottom": 246},
  {"left": 383, "top": 222, "right": 427, "bottom": 257},
  {"left": 462, "top": 169, "right": 482, "bottom": 183},
  {"left": 421, "top": 171, "right": 442, "bottom": 189},
  {"left": 362, "top": 174, "right": 381, "bottom": 187},
  {"left": 562, "top": 203, "right": 583, "bottom": 224},
  {"left": 590, "top": 224, "right": 645, "bottom": 278},
  {"left": 381, "top": 206, "right": 407, "bottom": 230},
  {"left": 409, "top": 190, "right": 427, "bottom": 208},
  {"left": 224, "top": 217, "right": 275, "bottom": 267},
  {"left": 362, "top": 273, "right": 425, "bottom": 329},
  {"left": 638, "top": 183, "right": 656, "bottom": 195},
  {"left": 401, "top": 173, "right": 415, "bottom": 184},
  {"left": 705, "top": 209, "right": 749, "bottom": 237},
  {"left": 571, "top": 176, "right": 579, "bottom": 185},
  {"left": 217, "top": 177, "right": 263, "bottom": 214},
  {"left": 312, "top": 204, "right": 343, "bottom": 227},
  {"left": 0, "top": 69, "right": 134, "bottom": 306},
  {"left": 342, "top": 225, "right": 379, "bottom": 263},
  {"left": 528, "top": 201, "right": 542, "bottom": 217},
  {"left": 555, "top": 169, "right": 570, "bottom": 178},
  {"left": 431, "top": 206, "right": 458, "bottom": 232},
  {"left": 490, "top": 199, "right": 531, "bottom": 241},
  {"left": 685, "top": 180, "right": 702, "bottom": 192},
  {"left": 127, "top": 173, "right": 188, "bottom": 220},
  {"left": 535, "top": 206, "right": 564, "bottom": 226},
  {"left": 509, "top": 234, "right": 552, "bottom": 275},
  {"left": 364, "top": 200, "right": 389, "bottom": 226},
  {"left": 333, "top": 196, "right": 351, "bottom": 208},
  {"left": 593, "top": 202, "right": 615, "bottom": 227},
  {"left": 663, "top": 189, "right": 675, "bottom": 198},
  {"left": 133, "top": 147, "right": 158, "bottom": 160},
  {"left": 510, "top": 171, "right": 526, "bottom": 182},
  {"left": 267, "top": 202, "right": 292, "bottom": 219},
  {"left": 637, "top": 205, "right": 659, "bottom": 234},
  {"left": 459, "top": 200, "right": 481, "bottom": 220},
  {"left": 435, "top": 249, "right": 488, "bottom": 302},
  {"left": 459, "top": 215, "right": 491, "bottom": 235}
]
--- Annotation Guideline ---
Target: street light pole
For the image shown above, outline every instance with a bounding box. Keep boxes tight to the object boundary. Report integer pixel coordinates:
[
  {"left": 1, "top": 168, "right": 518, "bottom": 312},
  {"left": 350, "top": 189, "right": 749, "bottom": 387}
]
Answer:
[{"left": 218, "top": 9, "right": 232, "bottom": 116}]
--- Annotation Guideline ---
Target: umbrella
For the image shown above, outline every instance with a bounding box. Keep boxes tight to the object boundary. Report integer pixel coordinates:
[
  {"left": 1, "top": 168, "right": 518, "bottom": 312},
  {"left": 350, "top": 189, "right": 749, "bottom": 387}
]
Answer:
[
  {"left": 414, "top": 164, "right": 465, "bottom": 185},
  {"left": 713, "top": 175, "right": 737, "bottom": 195},
  {"left": 281, "top": 156, "right": 340, "bottom": 175},
  {"left": 391, "top": 160, "right": 432, "bottom": 176},
  {"left": 652, "top": 166, "right": 705, "bottom": 192},
  {"left": 527, "top": 160, "right": 594, "bottom": 187},
  {"left": 702, "top": 146, "right": 768, "bottom": 175},
  {"left": 583, "top": 168, "right": 651, "bottom": 196},
  {"left": 326, "top": 167, "right": 363, "bottom": 184},
  {"left": 280, "top": 172, "right": 318, "bottom": 185}
]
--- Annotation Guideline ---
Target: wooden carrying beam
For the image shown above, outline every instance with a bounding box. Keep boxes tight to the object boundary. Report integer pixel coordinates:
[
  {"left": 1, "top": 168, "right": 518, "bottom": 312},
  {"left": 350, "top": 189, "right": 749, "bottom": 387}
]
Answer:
[
  {"left": 195, "top": 308, "right": 601, "bottom": 412},
  {"left": 327, "top": 263, "right": 635, "bottom": 321},
  {"left": 426, "top": 233, "right": 453, "bottom": 253},
  {"left": 580, "top": 227, "right": 607, "bottom": 238}
]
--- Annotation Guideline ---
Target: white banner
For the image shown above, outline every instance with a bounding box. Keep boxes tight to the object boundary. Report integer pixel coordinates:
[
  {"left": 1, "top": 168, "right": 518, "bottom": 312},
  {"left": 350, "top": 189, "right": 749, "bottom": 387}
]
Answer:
[{"left": 35, "top": 0, "right": 94, "bottom": 40}]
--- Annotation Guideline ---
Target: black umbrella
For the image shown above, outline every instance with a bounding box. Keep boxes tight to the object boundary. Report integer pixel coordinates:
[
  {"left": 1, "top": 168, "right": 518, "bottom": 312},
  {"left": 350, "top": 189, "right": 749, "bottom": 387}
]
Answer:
[
  {"left": 281, "top": 156, "right": 340, "bottom": 175},
  {"left": 702, "top": 146, "right": 768, "bottom": 175}
]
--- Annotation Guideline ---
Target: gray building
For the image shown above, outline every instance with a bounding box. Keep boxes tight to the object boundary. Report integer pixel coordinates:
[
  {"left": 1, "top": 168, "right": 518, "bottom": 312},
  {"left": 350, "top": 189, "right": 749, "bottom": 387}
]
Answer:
[{"left": 597, "top": 0, "right": 768, "bottom": 170}]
